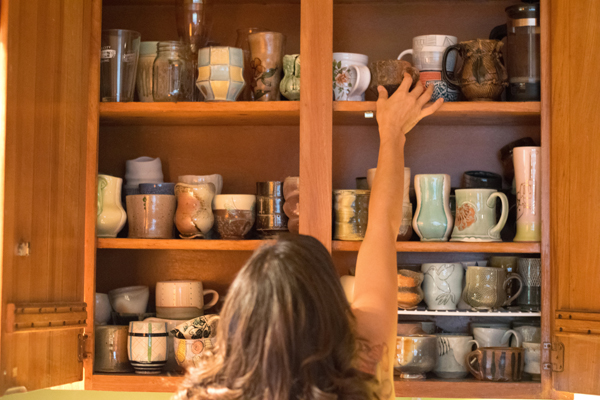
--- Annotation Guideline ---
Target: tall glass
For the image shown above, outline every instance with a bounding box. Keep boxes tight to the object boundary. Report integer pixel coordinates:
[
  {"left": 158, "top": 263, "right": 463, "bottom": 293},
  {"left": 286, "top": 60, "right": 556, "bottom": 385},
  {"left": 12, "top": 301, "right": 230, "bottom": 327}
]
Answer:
[
  {"left": 235, "top": 28, "right": 268, "bottom": 101},
  {"left": 101, "top": 29, "right": 141, "bottom": 102}
]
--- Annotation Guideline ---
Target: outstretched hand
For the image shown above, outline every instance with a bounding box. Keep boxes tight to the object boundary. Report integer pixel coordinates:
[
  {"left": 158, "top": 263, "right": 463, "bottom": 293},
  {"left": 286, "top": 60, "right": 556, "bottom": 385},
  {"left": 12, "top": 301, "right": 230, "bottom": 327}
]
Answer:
[{"left": 376, "top": 73, "right": 444, "bottom": 140}]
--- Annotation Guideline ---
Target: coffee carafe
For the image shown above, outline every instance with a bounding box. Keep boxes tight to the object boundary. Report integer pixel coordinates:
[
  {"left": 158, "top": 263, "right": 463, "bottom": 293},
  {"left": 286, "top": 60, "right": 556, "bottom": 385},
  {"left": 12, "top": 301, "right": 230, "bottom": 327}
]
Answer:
[{"left": 490, "top": 2, "right": 540, "bottom": 101}]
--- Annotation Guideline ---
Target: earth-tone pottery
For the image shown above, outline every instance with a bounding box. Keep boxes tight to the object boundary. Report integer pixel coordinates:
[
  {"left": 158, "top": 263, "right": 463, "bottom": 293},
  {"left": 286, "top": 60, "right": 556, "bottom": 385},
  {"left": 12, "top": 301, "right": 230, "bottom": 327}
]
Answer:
[
  {"left": 523, "top": 342, "right": 541, "bottom": 381},
  {"left": 434, "top": 334, "right": 478, "bottom": 379},
  {"left": 213, "top": 194, "right": 256, "bottom": 239},
  {"left": 333, "top": 52, "right": 371, "bottom": 101},
  {"left": 94, "top": 325, "right": 133, "bottom": 373},
  {"left": 248, "top": 32, "right": 286, "bottom": 101},
  {"left": 97, "top": 174, "right": 127, "bottom": 238},
  {"left": 136, "top": 41, "right": 158, "bottom": 102},
  {"left": 109, "top": 285, "right": 149, "bottom": 314},
  {"left": 128, "top": 322, "right": 168, "bottom": 374},
  {"left": 197, "top": 46, "right": 245, "bottom": 102},
  {"left": 395, "top": 334, "right": 438, "bottom": 379},
  {"left": 513, "top": 147, "right": 542, "bottom": 242},
  {"left": 369, "top": 60, "right": 419, "bottom": 96},
  {"left": 280, "top": 54, "right": 300, "bottom": 100},
  {"left": 421, "top": 263, "right": 463, "bottom": 310},
  {"left": 283, "top": 177, "right": 299, "bottom": 234},
  {"left": 174, "top": 337, "right": 214, "bottom": 370},
  {"left": 413, "top": 174, "right": 453, "bottom": 242},
  {"left": 473, "top": 327, "right": 520, "bottom": 348},
  {"left": 126, "top": 194, "right": 176, "bottom": 239},
  {"left": 235, "top": 27, "right": 269, "bottom": 101},
  {"left": 490, "top": 256, "right": 520, "bottom": 299},
  {"left": 442, "top": 39, "right": 508, "bottom": 101},
  {"left": 397, "top": 269, "right": 424, "bottom": 310},
  {"left": 174, "top": 183, "right": 216, "bottom": 239},
  {"left": 398, "top": 35, "right": 458, "bottom": 72},
  {"left": 463, "top": 266, "right": 522, "bottom": 310},
  {"left": 95, "top": 293, "right": 113, "bottom": 325},
  {"left": 450, "top": 188, "right": 508, "bottom": 242},
  {"left": 256, "top": 181, "right": 288, "bottom": 237},
  {"left": 156, "top": 280, "right": 219, "bottom": 320},
  {"left": 466, "top": 347, "right": 524, "bottom": 382},
  {"left": 333, "top": 190, "right": 369, "bottom": 241},
  {"left": 125, "top": 156, "right": 164, "bottom": 190},
  {"left": 517, "top": 258, "right": 541, "bottom": 311}
]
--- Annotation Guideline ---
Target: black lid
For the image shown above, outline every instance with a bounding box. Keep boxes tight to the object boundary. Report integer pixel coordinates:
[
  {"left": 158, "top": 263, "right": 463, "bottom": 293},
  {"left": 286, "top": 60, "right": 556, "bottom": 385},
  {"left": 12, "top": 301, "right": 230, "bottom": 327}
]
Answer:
[{"left": 505, "top": 2, "right": 539, "bottom": 19}]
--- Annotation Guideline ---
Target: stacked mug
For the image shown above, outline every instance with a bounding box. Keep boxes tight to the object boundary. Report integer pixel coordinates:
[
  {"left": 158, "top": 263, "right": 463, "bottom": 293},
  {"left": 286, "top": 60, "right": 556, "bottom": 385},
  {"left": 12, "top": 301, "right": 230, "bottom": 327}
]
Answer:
[{"left": 398, "top": 35, "right": 459, "bottom": 102}]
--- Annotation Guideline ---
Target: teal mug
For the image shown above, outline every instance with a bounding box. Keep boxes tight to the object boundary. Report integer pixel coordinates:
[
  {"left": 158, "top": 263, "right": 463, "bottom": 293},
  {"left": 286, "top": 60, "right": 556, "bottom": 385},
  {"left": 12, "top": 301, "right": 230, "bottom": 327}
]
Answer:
[{"left": 451, "top": 189, "right": 508, "bottom": 242}]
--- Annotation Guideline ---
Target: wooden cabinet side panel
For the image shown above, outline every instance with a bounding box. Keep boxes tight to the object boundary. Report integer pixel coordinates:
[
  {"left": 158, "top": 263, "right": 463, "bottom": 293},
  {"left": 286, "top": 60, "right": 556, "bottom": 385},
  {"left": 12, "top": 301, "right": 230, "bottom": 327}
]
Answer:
[{"left": 0, "top": 0, "right": 95, "bottom": 391}]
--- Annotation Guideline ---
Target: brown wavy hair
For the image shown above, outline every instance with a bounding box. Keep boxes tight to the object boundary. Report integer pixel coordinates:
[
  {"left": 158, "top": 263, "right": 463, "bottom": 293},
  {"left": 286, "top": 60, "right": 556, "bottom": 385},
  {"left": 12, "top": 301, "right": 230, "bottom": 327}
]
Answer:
[{"left": 173, "top": 234, "right": 376, "bottom": 400}]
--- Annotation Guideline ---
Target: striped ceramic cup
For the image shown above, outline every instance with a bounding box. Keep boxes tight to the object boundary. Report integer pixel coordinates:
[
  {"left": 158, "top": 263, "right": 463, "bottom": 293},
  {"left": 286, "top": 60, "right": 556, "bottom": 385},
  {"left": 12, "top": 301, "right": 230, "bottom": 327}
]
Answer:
[{"left": 127, "top": 321, "right": 168, "bottom": 374}]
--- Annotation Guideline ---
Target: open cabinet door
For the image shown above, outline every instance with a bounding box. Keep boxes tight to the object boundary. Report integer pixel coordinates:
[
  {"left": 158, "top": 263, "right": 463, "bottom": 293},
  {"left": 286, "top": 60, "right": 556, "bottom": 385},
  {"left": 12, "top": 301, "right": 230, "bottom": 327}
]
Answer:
[
  {"left": 550, "top": 0, "right": 600, "bottom": 396},
  {"left": 0, "top": 0, "right": 99, "bottom": 393}
]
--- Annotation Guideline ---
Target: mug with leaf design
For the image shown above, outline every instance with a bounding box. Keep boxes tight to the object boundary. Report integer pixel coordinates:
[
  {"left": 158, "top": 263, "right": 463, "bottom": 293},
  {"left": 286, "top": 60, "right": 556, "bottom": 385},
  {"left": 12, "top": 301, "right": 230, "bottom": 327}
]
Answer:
[
  {"left": 421, "top": 263, "right": 464, "bottom": 310},
  {"left": 451, "top": 189, "right": 508, "bottom": 242},
  {"left": 248, "top": 32, "right": 286, "bottom": 101}
]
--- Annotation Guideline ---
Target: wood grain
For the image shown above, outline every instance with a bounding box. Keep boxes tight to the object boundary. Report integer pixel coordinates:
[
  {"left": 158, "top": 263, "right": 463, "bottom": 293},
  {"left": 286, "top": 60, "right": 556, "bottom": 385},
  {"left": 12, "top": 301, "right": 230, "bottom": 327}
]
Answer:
[
  {"left": 394, "top": 379, "right": 543, "bottom": 399},
  {"left": 97, "top": 238, "right": 269, "bottom": 251},
  {"left": 332, "top": 241, "right": 541, "bottom": 253}
]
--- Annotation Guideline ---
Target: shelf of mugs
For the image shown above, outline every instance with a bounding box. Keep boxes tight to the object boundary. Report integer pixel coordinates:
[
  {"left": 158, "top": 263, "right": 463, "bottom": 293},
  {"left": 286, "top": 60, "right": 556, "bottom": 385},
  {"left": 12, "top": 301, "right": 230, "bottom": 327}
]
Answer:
[
  {"left": 397, "top": 308, "right": 541, "bottom": 317},
  {"left": 96, "top": 238, "right": 267, "bottom": 251},
  {"left": 332, "top": 241, "right": 541, "bottom": 253},
  {"left": 333, "top": 101, "right": 541, "bottom": 126}
]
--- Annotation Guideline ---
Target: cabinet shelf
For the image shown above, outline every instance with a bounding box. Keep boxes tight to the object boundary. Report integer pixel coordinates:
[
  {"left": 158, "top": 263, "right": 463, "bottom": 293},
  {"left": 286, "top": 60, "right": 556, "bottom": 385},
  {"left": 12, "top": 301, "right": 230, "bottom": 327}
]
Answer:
[
  {"left": 398, "top": 308, "right": 541, "bottom": 317},
  {"left": 97, "top": 238, "right": 268, "bottom": 251},
  {"left": 332, "top": 241, "right": 541, "bottom": 253},
  {"left": 99, "top": 102, "right": 300, "bottom": 126},
  {"left": 333, "top": 101, "right": 541, "bottom": 126}
]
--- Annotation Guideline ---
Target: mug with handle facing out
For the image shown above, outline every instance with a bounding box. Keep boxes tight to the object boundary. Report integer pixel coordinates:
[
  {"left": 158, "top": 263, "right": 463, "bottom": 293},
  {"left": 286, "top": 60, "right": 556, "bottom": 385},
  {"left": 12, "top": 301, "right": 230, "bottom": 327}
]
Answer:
[
  {"left": 463, "top": 266, "right": 523, "bottom": 310},
  {"left": 333, "top": 53, "right": 371, "bottom": 101},
  {"left": 451, "top": 189, "right": 509, "bottom": 242},
  {"left": 156, "top": 280, "right": 219, "bottom": 320}
]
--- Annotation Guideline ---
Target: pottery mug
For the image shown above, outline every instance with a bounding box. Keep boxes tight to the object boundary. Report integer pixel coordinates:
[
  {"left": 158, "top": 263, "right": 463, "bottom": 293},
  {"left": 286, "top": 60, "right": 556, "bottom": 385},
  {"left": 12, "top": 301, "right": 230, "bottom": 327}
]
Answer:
[
  {"left": 421, "top": 263, "right": 463, "bottom": 310},
  {"left": 156, "top": 280, "right": 219, "bottom": 320},
  {"left": 451, "top": 189, "right": 508, "bottom": 242},
  {"left": 513, "top": 147, "right": 542, "bottom": 242},
  {"left": 333, "top": 53, "right": 371, "bottom": 101},
  {"left": 213, "top": 194, "right": 256, "bottom": 240},
  {"left": 473, "top": 326, "right": 520, "bottom": 348},
  {"left": 463, "top": 266, "right": 523, "bottom": 310},
  {"left": 434, "top": 334, "right": 479, "bottom": 379},
  {"left": 248, "top": 32, "right": 286, "bottom": 101},
  {"left": 95, "top": 293, "right": 113, "bottom": 325},
  {"left": 333, "top": 190, "right": 370, "bottom": 241},
  {"left": 398, "top": 35, "right": 458, "bottom": 72},
  {"left": 174, "top": 183, "right": 216, "bottom": 239},
  {"left": 127, "top": 322, "right": 168, "bottom": 374},
  {"left": 466, "top": 347, "right": 524, "bottom": 381},
  {"left": 197, "top": 46, "right": 245, "bottom": 102},
  {"left": 490, "top": 256, "right": 520, "bottom": 299},
  {"left": 126, "top": 194, "right": 176, "bottom": 239},
  {"left": 94, "top": 325, "right": 134, "bottom": 373}
]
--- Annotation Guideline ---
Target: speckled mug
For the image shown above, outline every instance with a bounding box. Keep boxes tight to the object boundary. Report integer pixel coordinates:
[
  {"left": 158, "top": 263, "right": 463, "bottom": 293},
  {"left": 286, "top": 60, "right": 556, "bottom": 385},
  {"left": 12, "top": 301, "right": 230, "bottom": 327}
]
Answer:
[{"left": 126, "top": 194, "right": 176, "bottom": 239}]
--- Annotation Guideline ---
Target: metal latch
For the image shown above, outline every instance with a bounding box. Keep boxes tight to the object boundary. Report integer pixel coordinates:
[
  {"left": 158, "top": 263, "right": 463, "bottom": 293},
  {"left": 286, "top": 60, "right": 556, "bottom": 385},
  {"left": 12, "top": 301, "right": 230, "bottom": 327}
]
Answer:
[
  {"left": 78, "top": 334, "right": 91, "bottom": 362},
  {"left": 542, "top": 342, "right": 564, "bottom": 372}
]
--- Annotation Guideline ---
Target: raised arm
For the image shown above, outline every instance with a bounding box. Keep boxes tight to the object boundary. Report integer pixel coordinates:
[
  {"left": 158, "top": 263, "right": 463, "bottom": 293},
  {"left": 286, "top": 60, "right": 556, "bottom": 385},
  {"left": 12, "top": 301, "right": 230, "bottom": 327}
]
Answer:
[{"left": 352, "top": 75, "right": 443, "bottom": 399}]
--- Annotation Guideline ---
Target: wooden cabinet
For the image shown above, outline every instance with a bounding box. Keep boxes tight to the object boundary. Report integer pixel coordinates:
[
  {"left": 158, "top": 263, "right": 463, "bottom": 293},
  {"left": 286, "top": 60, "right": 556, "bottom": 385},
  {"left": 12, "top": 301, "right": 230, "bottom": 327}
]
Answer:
[{"left": 0, "top": 0, "right": 599, "bottom": 398}]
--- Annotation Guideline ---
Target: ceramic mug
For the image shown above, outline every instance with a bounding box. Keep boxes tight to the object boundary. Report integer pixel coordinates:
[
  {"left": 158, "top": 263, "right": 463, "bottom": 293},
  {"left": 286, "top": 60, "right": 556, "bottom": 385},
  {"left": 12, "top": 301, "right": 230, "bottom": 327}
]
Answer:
[
  {"left": 513, "top": 147, "right": 542, "bottom": 242},
  {"left": 466, "top": 347, "right": 524, "bottom": 381},
  {"left": 413, "top": 174, "right": 453, "bottom": 241},
  {"left": 398, "top": 35, "right": 458, "bottom": 71},
  {"left": 523, "top": 342, "right": 541, "bottom": 381},
  {"left": 451, "top": 189, "right": 508, "bottom": 242},
  {"left": 283, "top": 177, "right": 299, "bottom": 234},
  {"left": 156, "top": 280, "right": 219, "bottom": 320},
  {"left": 463, "top": 266, "right": 523, "bottom": 310},
  {"left": 473, "top": 327, "right": 520, "bottom": 347},
  {"left": 333, "top": 53, "right": 371, "bottom": 101},
  {"left": 174, "top": 183, "right": 216, "bottom": 239},
  {"left": 94, "top": 325, "right": 133, "bottom": 373},
  {"left": 490, "top": 256, "right": 520, "bottom": 299},
  {"left": 248, "top": 32, "right": 286, "bottom": 101},
  {"left": 213, "top": 194, "right": 256, "bottom": 240},
  {"left": 144, "top": 317, "right": 185, "bottom": 372},
  {"left": 196, "top": 46, "right": 245, "bottom": 102},
  {"left": 421, "top": 263, "right": 463, "bottom": 310},
  {"left": 126, "top": 194, "right": 176, "bottom": 239},
  {"left": 178, "top": 174, "right": 223, "bottom": 196},
  {"left": 434, "top": 334, "right": 479, "bottom": 379},
  {"left": 174, "top": 337, "right": 214, "bottom": 370},
  {"left": 127, "top": 322, "right": 168, "bottom": 374},
  {"left": 124, "top": 156, "right": 164, "bottom": 189},
  {"left": 333, "top": 190, "right": 369, "bottom": 241}
]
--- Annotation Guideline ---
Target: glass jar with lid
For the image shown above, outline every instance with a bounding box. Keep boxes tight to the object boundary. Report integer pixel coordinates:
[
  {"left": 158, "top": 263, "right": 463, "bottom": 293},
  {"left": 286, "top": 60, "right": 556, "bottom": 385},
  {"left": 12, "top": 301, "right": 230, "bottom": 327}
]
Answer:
[{"left": 152, "top": 41, "right": 195, "bottom": 102}]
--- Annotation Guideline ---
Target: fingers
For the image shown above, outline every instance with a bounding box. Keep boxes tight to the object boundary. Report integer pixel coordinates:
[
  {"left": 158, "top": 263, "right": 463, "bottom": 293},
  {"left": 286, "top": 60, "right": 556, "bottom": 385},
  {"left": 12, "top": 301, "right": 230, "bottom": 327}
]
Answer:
[
  {"left": 397, "top": 73, "right": 413, "bottom": 94},
  {"left": 410, "top": 81, "right": 424, "bottom": 98},
  {"left": 376, "top": 85, "right": 389, "bottom": 102},
  {"left": 417, "top": 83, "right": 435, "bottom": 106},
  {"left": 419, "top": 98, "right": 444, "bottom": 118}
]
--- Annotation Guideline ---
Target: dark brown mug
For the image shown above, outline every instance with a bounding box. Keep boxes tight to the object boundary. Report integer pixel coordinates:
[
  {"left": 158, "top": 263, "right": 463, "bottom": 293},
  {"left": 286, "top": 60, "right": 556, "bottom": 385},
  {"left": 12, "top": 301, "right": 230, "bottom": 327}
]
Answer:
[{"left": 466, "top": 346, "right": 524, "bottom": 381}]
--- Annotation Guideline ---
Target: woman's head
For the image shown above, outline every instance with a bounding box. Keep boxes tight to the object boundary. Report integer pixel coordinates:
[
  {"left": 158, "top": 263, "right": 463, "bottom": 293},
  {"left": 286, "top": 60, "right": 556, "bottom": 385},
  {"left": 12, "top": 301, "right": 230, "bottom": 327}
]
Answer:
[{"left": 176, "top": 235, "right": 374, "bottom": 400}]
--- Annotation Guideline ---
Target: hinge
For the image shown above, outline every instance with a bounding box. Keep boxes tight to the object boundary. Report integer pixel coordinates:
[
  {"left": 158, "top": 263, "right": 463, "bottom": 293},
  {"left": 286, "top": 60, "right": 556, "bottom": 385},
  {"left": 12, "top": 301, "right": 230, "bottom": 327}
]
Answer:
[
  {"left": 78, "top": 334, "right": 91, "bottom": 362},
  {"left": 542, "top": 341, "right": 564, "bottom": 372}
]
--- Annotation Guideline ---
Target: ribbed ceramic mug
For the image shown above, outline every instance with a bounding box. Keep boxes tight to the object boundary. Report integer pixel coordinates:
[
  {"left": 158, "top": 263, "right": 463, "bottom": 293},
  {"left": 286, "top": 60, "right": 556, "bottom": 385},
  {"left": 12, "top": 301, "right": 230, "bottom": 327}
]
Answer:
[
  {"left": 463, "top": 266, "right": 523, "bottom": 310},
  {"left": 421, "top": 263, "right": 463, "bottom": 310},
  {"left": 451, "top": 189, "right": 508, "bottom": 242},
  {"left": 127, "top": 322, "right": 168, "bottom": 374},
  {"left": 513, "top": 146, "right": 542, "bottom": 242},
  {"left": 413, "top": 174, "right": 453, "bottom": 241},
  {"left": 333, "top": 53, "right": 371, "bottom": 101}
]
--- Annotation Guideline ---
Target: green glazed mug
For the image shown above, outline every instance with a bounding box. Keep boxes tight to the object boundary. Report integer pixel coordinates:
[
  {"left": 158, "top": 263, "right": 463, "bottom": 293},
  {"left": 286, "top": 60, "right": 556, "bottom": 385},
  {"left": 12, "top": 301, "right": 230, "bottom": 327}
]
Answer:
[{"left": 451, "top": 188, "right": 508, "bottom": 242}]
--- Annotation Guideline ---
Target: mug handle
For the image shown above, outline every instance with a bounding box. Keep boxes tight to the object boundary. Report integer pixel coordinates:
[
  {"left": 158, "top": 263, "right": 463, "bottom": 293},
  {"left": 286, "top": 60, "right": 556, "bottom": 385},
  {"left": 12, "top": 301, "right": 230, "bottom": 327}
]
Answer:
[
  {"left": 487, "top": 192, "right": 509, "bottom": 238},
  {"left": 442, "top": 45, "right": 461, "bottom": 90},
  {"left": 468, "top": 339, "right": 479, "bottom": 350},
  {"left": 502, "top": 329, "right": 521, "bottom": 347},
  {"left": 347, "top": 65, "right": 371, "bottom": 99},
  {"left": 202, "top": 289, "right": 219, "bottom": 310},
  {"left": 490, "top": 24, "right": 508, "bottom": 41},
  {"left": 397, "top": 49, "right": 413, "bottom": 61},
  {"left": 503, "top": 273, "right": 523, "bottom": 306},
  {"left": 466, "top": 349, "right": 484, "bottom": 380}
]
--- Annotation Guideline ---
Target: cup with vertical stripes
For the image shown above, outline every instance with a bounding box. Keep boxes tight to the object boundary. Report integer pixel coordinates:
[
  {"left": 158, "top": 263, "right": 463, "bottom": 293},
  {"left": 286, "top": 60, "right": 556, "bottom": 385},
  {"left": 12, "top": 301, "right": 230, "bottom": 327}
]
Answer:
[{"left": 127, "top": 321, "right": 168, "bottom": 374}]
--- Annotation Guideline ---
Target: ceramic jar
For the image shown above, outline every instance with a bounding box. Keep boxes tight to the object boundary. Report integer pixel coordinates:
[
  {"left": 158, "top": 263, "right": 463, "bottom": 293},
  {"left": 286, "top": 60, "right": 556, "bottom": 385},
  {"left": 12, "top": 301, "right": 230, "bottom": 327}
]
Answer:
[
  {"left": 280, "top": 54, "right": 300, "bottom": 100},
  {"left": 463, "top": 266, "right": 523, "bottom": 310},
  {"left": 434, "top": 334, "right": 478, "bottom": 379},
  {"left": 136, "top": 41, "right": 158, "bottom": 102},
  {"left": 174, "top": 337, "right": 214, "bottom": 370},
  {"left": 442, "top": 39, "right": 508, "bottom": 101},
  {"left": 395, "top": 334, "right": 438, "bottom": 379},
  {"left": 413, "top": 174, "right": 453, "bottom": 241},
  {"left": 97, "top": 175, "right": 127, "bottom": 238},
  {"left": 450, "top": 189, "right": 509, "bottom": 242},
  {"left": 213, "top": 195, "right": 256, "bottom": 240},
  {"left": 174, "top": 183, "right": 216, "bottom": 239},
  {"left": 128, "top": 322, "right": 168, "bottom": 374},
  {"left": 397, "top": 269, "right": 424, "bottom": 310},
  {"left": 248, "top": 32, "right": 286, "bottom": 101},
  {"left": 283, "top": 177, "right": 299, "bottom": 234},
  {"left": 513, "top": 147, "right": 542, "bottom": 242},
  {"left": 333, "top": 53, "right": 371, "bottom": 101},
  {"left": 95, "top": 293, "right": 113, "bottom": 325},
  {"left": 235, "top": 27, "right": 268, "bottom": 101},
  {"left": 197, "top": 46, "right": 245, "bottom": 102},
  {"left": 523, "top": 342, "right": 541, "bottom": 381},
  {"left": 333, "top": 190, "right": 369, "bottom": 241},
  {"left": 94, "top": 325, "right": 133, "bottom": 373},
  {"left": 256, "top": 182, "right": 288, "bottom": 237},
  {"left": 126, "top": 194, "right": 176, "bottom": 239},
  {"left": 466, "top": 347, "right": 524, "bottom": 381},
  {"left": 421, "top": 263, "right": 463, "bottom": 310},
  {"left": 369, "top": 60, "right": 419, "bottom": 97},
  {"left": 124, "top": 157, "right": 164, "bottom": 195}
]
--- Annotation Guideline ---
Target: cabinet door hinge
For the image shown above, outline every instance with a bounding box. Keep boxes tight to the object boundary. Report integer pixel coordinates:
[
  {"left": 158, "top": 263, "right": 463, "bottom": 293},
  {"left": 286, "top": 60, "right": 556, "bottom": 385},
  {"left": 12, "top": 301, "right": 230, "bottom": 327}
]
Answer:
[
  {"left": 542, "top": 341, "right": 564, "bottom": 372},
  {"left": 78, "top": 334, "right": 91, "bottom": 362}
]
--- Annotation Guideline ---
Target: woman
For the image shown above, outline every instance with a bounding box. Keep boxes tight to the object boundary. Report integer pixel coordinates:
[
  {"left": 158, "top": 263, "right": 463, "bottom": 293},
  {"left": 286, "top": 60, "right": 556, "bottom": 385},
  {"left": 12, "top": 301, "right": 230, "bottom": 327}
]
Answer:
[{"left": 174, "top": 76, "right": 443, "bottom": 400}]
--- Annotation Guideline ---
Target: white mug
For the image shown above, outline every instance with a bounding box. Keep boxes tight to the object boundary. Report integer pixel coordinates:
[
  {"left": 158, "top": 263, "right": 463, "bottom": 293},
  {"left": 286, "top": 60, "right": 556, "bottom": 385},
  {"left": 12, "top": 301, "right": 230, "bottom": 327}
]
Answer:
[
  {"left": 473, "top": 327, "right": 520, "bottom": 347},
  {"left": 523, "top": 342, "right": 541, "bottom": 379},
  {"left": 421, "top": 263, "right": 463, "bottom": 310},
  {"left": 398, "top": 35, "right": 457, "bottom": 72},
  {"left": 435, "top": 334, "right": 479, "bottom": 379},
  {"left": 156, "top": 280, "right": 219, "bottom": 320},
  {"left": 333, "top": 53, "right": 371, "bottom": 101}
]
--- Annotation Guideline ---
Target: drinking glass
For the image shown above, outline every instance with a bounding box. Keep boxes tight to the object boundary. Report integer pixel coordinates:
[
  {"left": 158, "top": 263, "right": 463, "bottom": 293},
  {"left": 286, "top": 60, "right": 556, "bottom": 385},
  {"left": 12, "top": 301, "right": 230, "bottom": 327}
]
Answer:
[
  {"left": 517, "top": 258, "right": 541, "bottom": 311},
  {"left": 100, "top": 29, "right": 141, "bottom": 102}
]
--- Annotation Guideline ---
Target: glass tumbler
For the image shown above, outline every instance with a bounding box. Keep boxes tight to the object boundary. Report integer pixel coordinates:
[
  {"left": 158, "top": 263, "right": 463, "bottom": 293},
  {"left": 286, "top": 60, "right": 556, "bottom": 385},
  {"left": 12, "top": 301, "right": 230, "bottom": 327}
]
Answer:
[
  {"left": 136, "top": 41, "right": 158, "bottom": 102},
  {"left": 101, "top": 29, "right": 141, "bottom": 102},
  {"left": 517, "top": 258, "right": 541, "bottom": 311}
]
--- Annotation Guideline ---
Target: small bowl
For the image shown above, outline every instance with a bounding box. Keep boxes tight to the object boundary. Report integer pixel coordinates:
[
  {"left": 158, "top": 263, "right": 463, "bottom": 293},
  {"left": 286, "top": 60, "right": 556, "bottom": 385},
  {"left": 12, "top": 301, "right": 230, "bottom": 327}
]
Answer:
[
  {"left": 95, "top": 293, "right": 113, "bottom": 325},
  {"left": 139, "top": 183, "right": 176, "bottom": 195},
  {"left": 395, "top": 334, "right": 438, "bottom": 379},
  {"left": 108, "top": 286, "right": 149, "bottom": 314},
  {"left": 213, "top": 195, "right": 256, "bottom": 240},
  {"left": 173, "top": 337, "right": 214, "bottom": 370},
  {"left": 213, "top": 194, "right": 256, "bottom": 210}
]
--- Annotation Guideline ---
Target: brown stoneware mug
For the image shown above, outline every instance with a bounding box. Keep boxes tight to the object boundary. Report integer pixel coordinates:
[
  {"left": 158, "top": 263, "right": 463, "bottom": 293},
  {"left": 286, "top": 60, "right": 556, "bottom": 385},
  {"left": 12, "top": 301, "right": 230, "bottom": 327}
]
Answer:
[{"left": 466, "top": 346, "right": 524, "bottom": 382}]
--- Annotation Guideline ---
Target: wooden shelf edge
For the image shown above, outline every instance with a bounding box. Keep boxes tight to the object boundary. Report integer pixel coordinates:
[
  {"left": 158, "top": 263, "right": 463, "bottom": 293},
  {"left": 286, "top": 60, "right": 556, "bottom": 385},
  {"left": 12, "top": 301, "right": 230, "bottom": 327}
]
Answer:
[
  {"left": 332, "top": 240, "right": 541, "bottom": 253},
  {"left": 90, "top": 373, "right": 183, "bottom": 392},
  {"left": 394, "top": 379, "right": 543, "bottom": 399},
  {"left": 97, "top": 238, "right": 268, "bottom": 251}
]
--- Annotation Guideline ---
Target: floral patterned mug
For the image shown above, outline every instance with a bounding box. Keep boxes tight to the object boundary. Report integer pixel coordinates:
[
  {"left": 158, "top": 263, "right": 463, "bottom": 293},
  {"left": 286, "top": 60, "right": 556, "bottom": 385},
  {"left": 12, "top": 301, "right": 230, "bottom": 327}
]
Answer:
[
  {"left": 332, "top": 53, "right": 371, "bottom": 101},
  {"left": 450, "top": 189, "right": 508, "bottom": 242}
]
